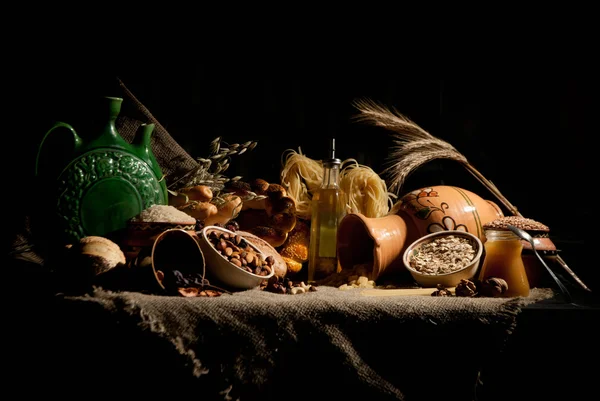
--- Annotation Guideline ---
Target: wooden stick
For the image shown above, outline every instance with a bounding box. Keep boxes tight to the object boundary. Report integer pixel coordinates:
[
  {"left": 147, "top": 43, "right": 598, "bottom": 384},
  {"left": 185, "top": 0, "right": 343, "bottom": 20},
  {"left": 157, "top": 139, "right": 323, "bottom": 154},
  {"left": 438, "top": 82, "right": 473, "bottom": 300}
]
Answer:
[{"left": 461, "top": 162, "right": 592, "bottom": 293}]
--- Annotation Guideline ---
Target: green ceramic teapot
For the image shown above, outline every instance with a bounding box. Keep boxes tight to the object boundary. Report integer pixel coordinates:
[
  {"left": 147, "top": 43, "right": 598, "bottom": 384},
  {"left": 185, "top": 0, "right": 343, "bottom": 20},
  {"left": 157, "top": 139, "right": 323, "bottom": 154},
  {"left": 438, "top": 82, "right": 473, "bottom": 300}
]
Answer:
[{"left": 36, "top": 96, "right": 168, "bottom": 244}]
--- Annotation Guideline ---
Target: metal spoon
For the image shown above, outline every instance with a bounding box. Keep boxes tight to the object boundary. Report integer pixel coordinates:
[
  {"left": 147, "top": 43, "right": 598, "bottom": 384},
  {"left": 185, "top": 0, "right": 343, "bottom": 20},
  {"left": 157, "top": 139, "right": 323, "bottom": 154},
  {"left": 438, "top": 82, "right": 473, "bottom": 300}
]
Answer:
[{"left": 507, "top": 224, "right": 572, "bottom": 304}]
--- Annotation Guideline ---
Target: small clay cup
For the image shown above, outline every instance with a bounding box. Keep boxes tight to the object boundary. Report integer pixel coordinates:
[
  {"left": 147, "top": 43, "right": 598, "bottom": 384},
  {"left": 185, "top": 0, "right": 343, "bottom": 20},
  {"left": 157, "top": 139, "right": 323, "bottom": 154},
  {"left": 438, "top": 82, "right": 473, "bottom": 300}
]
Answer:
[
  {"left": 150, "top": 228, "right": 206, "bottom": 292},
  {"left": 337, "top": 213, "right": 418, "bottom": 280}
]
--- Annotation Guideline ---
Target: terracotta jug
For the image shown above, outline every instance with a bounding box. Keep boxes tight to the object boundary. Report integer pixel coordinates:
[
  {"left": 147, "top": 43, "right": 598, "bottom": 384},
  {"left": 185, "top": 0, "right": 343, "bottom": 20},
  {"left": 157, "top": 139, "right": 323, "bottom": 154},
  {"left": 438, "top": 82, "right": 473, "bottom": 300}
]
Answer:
[
  {"left": 35, "top": 96, "right": 168, "bottom": 244},
  {"left": 337, "top": 185, "right": 504, "bottom": 279}
]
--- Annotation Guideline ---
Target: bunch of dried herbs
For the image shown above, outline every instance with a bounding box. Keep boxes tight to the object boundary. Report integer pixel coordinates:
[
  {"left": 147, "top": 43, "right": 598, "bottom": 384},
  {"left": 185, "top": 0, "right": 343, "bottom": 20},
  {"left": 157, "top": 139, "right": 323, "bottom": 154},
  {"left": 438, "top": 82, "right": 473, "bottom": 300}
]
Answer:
[{"left": 167, "top": 137, "right": 266, "bottom": 207}]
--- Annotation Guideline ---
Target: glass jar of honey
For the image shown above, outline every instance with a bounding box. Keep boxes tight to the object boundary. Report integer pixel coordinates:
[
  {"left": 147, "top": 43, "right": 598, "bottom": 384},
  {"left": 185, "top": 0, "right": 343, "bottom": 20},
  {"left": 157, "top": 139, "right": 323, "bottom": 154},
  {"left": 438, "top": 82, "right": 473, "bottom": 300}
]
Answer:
[{"left": 478, "top": 229, "right": 530, "bottom": 297}]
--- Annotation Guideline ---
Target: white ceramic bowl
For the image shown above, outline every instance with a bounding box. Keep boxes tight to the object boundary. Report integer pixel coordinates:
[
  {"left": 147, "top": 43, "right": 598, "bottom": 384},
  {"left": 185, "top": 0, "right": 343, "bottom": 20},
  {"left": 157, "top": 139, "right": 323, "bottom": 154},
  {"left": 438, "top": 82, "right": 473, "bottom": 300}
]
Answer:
[
  {"left": 402, "top": 230, "right": 483, "bottom": 288},
  {"left": 198, "top": 226, "right": 275, "bottom": 289}
]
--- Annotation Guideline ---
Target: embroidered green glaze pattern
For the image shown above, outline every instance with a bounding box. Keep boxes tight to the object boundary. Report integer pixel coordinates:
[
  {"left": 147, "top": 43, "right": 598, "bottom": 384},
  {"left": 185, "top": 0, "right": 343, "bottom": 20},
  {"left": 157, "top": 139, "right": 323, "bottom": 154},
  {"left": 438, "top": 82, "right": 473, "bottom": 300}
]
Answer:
[{"left": 57, "top": 149, "right": 165, "bottom": 242}]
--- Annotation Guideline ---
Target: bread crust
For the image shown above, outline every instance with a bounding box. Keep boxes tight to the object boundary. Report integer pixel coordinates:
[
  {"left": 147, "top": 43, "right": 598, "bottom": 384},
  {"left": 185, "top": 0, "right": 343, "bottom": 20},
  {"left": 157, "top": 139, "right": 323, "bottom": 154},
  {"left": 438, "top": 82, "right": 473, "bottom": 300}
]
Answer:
[
  {"left": 278, "top": 219, "right": 309, "bottom": 274},
  {"left": 247, "top": 226, "right": 288, "bottom": 248}
]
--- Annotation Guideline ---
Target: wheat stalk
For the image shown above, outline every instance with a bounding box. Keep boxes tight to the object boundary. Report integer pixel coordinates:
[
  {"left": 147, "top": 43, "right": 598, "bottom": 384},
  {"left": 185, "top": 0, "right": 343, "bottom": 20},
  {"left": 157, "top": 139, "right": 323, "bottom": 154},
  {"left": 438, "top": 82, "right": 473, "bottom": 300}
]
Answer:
[
  {"left": 352, "top": 98, "right": 521, "bottom": 216},
  {"left": 353, "top": 99, "right": 595, "bottom": 291}
]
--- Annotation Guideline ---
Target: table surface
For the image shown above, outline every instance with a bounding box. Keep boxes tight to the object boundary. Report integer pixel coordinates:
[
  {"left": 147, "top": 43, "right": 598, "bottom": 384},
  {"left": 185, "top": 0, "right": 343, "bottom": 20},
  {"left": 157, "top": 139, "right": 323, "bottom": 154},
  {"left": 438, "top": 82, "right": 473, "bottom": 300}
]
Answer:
[{"left": 7, "top": 254, "right": 600, "bottom": 401}]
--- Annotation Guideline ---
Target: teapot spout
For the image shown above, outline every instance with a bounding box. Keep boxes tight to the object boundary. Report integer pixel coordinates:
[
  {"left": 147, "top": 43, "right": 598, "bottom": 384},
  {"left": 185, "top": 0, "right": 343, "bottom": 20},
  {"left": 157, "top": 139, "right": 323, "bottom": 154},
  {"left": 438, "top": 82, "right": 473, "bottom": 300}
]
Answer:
[
  {"left": 133, "top": 123, "right": 154, "bottom": 151},
  {"left": 133, "top": 123, "right": 165, "bottom": 185}
]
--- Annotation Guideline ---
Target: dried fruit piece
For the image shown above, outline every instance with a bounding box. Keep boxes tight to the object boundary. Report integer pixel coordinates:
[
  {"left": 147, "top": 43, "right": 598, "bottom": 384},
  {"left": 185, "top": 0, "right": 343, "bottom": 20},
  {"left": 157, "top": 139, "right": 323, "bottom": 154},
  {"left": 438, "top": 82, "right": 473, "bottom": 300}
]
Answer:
[
  {"left": 178, "top": 287, "right": 200, "bottom": 297},
  {"left": 198, "top": 289, "right": 223, "bottom": 297}
]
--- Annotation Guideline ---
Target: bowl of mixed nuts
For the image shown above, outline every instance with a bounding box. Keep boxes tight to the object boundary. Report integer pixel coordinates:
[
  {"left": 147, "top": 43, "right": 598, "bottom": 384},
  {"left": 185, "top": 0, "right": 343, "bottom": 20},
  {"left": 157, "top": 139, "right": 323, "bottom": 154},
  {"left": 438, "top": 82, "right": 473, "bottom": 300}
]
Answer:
[
  {"left": 199, "top": 225, "right": 276, "bottom": 289},
  {"left": 402, "top": 230, "right": 483, "bottom": 288}
]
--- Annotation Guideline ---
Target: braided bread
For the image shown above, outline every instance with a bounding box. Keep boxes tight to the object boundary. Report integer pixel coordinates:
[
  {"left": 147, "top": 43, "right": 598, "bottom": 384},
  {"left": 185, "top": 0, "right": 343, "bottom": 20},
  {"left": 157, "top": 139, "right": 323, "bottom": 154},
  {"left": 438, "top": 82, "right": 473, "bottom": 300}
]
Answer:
[{"left": 226, "top": 179, "right": 297, "bottom": 248}]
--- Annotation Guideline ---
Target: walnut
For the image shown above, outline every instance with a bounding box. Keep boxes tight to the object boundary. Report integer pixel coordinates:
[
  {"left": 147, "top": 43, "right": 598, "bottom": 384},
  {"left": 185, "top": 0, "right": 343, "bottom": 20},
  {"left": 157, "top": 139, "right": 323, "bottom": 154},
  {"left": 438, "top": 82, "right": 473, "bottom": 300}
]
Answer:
[
  {"left": 264, "top": 275, "right": 287, "bottom": 294},
  {"left": 455, "top": 279, "right": 478, "bottom": 297},
  {"left": 431, "top": 284, "right": 453, "bottom": 297},
  {"left": 480, "top": 277, "right": 509, "bottom": 297}
]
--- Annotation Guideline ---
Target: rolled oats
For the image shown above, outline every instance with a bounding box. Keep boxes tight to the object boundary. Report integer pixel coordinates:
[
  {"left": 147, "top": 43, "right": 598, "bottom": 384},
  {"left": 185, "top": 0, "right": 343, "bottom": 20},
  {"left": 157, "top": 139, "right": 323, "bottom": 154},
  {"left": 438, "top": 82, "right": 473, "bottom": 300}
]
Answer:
[{"left": 409, "top": 235, "right": 476, "bottom": 275}]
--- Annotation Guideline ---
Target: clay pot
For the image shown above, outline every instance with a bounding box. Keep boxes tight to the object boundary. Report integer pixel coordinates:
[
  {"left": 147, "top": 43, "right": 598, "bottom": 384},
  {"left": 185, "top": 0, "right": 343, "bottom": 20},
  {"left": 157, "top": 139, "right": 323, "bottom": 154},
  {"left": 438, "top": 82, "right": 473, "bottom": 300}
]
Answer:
[
  {"left": 150, "top": 229, "right": 207, "bottom": 292},
  {"left": 97, "top": 229, "right": 206, "bottom": 294},
  {"left": 337, "top": 185, "right": 504, "bottom": 280}
]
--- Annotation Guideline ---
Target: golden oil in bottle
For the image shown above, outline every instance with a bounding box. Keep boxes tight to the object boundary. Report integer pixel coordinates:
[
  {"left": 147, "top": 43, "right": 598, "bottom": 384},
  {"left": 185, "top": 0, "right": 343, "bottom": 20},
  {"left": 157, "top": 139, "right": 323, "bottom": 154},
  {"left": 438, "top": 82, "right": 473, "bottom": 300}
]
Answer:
[{"left": 308, "top": 139, "right": 346, "bottom": 283}]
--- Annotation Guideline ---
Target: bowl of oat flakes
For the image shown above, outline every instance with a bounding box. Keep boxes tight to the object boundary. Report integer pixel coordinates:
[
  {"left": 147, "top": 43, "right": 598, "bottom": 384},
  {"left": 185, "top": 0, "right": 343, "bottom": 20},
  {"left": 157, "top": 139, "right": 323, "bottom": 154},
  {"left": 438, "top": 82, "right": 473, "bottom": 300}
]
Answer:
[{"left": 403, "top": 230, "right": 483, "bottom": 288}]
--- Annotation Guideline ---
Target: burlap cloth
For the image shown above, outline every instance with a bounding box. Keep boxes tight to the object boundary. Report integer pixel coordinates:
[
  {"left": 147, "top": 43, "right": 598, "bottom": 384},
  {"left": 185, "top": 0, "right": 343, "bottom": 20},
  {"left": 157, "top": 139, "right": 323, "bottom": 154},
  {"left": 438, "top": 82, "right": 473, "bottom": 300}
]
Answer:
[
  {"left": 8, "top": 80, "right": 555, "bottom": 401},
  {"left": 36, "top": 286, "right": 550, "bottom": 401}
]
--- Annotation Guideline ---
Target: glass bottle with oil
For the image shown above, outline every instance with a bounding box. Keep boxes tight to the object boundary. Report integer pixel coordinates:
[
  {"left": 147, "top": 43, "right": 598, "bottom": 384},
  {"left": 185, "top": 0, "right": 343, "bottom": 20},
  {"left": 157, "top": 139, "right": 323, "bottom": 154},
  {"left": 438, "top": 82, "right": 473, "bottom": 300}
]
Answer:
[{"left": 308, "top": 138, "right": 346, "bottom": 283}]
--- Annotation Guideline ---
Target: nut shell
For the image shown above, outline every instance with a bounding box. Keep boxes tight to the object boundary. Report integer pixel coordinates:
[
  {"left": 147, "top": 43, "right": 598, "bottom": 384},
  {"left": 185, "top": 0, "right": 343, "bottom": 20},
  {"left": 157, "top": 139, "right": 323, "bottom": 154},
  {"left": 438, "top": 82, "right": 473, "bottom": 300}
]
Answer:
[{"left": 480, "top": 277, "right": 509, "bottom": 297}]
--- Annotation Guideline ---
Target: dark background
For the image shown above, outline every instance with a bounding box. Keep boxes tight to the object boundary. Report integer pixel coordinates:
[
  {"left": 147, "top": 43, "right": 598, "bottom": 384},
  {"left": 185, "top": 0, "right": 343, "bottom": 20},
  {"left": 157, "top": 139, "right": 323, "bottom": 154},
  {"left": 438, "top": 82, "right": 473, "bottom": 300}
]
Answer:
[{"left": 9, "top": 55, "right": 596, "bottom": 290}]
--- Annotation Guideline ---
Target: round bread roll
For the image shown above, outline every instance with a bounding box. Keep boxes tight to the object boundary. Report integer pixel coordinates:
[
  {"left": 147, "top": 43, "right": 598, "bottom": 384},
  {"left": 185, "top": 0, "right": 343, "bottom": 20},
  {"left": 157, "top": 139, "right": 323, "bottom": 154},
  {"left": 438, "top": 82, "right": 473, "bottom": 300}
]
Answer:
[
  {"left": 237, "top": 230, "right": 288, "bottom": 278},
  {"left": 178, "top": 201, "right": 218, "bottom": 221},
  {"left": 179, "top": 185, "right": 213, "bottom": 202},
  {"left": 250, "top": 178, "right": 270, "bottom": 194},
  {"left": 225, "top": 180, "right": 267, "bottom": 211},
  {"left": 204, "top": 195, "right": 243, "bottom": 226},
  {"left": 265, "top": 183, "right": 287, "bottom": 200},
  {"left": 222, "top": 180, "right": 251, "bottom": 196},
  {"left": 72, "top": 236, "right": 126, "bottom": 276},
  {"left": 269, "top": 212, "right": 297, "bottom": 233},
  {"left": 265, "top": 196, "right": 296, "bottom": 216},
  {"left": 168, "top": 185, "right": 213, "bottom": 207}
]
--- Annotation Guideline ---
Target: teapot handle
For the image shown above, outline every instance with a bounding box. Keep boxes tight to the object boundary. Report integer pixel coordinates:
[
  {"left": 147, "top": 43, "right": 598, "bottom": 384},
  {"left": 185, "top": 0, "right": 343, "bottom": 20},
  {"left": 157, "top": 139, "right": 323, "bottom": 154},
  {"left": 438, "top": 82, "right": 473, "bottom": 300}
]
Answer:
[{"left": 35, "top": 122, "right": 83, "bottom": 177}]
